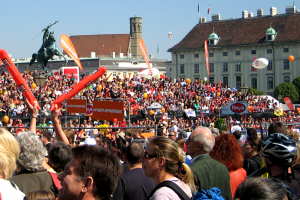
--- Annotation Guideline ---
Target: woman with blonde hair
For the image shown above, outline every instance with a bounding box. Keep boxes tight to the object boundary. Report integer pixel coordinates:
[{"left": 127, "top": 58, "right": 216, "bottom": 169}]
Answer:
[
  {"left": 0, "top": 128, "right": 25, "bottom": 199},
  {"left": 26, "top": 190, "right": 55, "bottom": 200},
  {"left": 0, "top": 128, "right": 20, "bottom": 159},
  {"left": 143, "top": 136, "right": 195, "bottom": 200}
]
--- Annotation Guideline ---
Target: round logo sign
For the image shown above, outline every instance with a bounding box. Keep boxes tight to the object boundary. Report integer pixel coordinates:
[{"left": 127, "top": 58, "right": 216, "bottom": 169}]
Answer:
[{"left": 230, "top": 103, "right": 246, "bottom": 113}]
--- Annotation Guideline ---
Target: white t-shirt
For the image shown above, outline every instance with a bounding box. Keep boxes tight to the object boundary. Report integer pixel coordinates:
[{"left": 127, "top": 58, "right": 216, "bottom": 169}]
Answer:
[
  {"left": 150, "top": 177, "right": 192, "bottom": 200},
  {"left": 0, "top": 179, "right": 25, "bottom": 200}
]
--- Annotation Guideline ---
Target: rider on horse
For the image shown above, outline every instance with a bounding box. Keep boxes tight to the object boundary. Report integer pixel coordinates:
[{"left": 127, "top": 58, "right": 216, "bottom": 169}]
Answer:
[{"left": 30, "top": 21, "right": 65, "bottom": 68}]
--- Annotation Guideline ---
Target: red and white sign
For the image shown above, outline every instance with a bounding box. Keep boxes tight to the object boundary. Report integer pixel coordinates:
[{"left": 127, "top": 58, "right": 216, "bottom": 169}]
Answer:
[
  {"left": 230, "top": 103, "right": 246, "bottom": 113},
  {"left": 92, "top": 100, "right": 124, "bottom": 121},
  {"left": 65, "top": 98, "right": 124, "bottom": 122},
  {"left": 221, "top": 101, "right": 248, "bottom": 115},
  {"left": 61, "top": 66, "right": 79, "bottom": 82},
  {"left": 66, "top": 99, "right": 86, "bottom": 113}
]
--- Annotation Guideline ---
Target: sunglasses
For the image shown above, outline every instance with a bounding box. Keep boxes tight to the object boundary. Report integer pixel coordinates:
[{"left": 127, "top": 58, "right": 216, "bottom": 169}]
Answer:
[{"left": 144, "top": 151, "right": 157, "bottom": 159}]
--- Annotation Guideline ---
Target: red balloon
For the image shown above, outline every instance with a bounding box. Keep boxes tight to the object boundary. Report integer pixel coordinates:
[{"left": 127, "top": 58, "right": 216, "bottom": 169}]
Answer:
[
  {"left": 0, "top": 49, "right": 40, "bottom": 110},
  {"left": 51, "top": 67, "right": 106, "bottom": 110}
]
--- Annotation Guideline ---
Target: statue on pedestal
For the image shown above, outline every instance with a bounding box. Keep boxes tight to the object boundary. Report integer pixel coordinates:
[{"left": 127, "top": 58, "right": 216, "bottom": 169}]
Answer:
[{"left": 30, "top": 21, "right": 65, "bottom": 68}]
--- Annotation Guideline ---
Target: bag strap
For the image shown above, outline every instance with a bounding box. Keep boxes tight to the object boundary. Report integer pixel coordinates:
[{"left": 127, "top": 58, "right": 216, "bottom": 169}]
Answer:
[
  {"left": 48, "top": 171, "right": 62, "bottom": 191},
  {"left": 149, "top": 180, "right": 191, "bottom": 200}
]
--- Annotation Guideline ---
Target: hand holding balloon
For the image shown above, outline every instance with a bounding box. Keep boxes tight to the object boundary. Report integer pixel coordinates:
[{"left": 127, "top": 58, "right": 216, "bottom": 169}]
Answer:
[
  {"left": 0, "top": 49, "right": 40, "bottom": 110},
  {"left": 51, "top": 66, "right": 107, "bottom": 111}
]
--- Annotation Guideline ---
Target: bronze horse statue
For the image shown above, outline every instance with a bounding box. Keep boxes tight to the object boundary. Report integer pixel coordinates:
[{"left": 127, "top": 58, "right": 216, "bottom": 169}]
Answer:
[{"left": 30, "top": 21, "right": 66, "bottom": 68}]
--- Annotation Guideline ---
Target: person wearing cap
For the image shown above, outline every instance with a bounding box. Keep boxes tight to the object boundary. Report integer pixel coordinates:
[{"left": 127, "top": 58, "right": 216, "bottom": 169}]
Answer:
[{"left": 261, "top": 133, "right": 300, "bottom": 198}]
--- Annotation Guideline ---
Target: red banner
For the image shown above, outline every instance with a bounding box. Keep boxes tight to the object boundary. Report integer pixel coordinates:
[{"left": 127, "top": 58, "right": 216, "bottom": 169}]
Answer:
[
  {"left": 66, "top": 99, "right": 86, "bottom": 113},
  {"left": 283, "top": 97, "right": 295, "bottom": 110},
  {"left": 204, "top": 40, "right": 210, "bottom": 76},
  {"left": 92, "top": 100, "right": 124, "bottom": 121}
]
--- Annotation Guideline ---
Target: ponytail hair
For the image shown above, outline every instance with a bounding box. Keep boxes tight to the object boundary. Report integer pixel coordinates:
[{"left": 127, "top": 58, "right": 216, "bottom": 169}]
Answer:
[{"left": 149, "top": 136, "right": 195, "bottom": 191}]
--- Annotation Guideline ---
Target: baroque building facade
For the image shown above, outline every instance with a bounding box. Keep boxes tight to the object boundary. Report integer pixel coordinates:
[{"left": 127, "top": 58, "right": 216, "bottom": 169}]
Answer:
[{"left": 168, "top": 6, "right": 300, "bottom": 95}]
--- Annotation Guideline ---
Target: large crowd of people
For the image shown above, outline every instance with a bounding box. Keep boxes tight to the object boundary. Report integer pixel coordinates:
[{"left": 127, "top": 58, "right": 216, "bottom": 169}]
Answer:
[
  {"left": 0, "top": 69, "right": 299, "bottom": 199},
  {"left": 1, "top": 70, "right": 300, "bottom": 139}
]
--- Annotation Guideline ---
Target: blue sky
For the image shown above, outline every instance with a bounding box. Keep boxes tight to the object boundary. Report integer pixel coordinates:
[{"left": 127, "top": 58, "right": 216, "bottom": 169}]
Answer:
[{"left": 0, "top": 0, "right": 298, "bottom": 59}]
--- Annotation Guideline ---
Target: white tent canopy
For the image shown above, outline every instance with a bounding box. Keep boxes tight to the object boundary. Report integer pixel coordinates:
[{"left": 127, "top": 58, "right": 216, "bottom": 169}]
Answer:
[{"left": 147, "top": 102, "right": 162, "bottom": 110}]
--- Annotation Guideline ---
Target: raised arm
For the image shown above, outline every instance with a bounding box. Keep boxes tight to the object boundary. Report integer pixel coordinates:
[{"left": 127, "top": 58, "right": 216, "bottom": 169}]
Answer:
[{"left": 51, "top": 108, "right": 70, "bottom": 145}]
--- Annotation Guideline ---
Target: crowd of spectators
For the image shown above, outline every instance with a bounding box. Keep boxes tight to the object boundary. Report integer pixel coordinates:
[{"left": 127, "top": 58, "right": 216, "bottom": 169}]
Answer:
[
  {"left": 1, "top": 70, "right": 300, "bottom": 139},
  {"left": 0, "top": 69, "right": 299, "bottom": 199}
]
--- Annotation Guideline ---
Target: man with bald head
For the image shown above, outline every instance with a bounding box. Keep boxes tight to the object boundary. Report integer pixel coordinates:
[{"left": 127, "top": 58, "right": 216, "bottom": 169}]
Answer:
[{"left": 187, "top": 126, "right": 232, "bottom": 200}]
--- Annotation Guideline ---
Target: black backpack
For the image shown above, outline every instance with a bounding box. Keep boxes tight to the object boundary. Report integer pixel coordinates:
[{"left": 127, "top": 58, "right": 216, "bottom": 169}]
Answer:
[{"left": 148, "top": 181, "right": 191, "bottom": 200}]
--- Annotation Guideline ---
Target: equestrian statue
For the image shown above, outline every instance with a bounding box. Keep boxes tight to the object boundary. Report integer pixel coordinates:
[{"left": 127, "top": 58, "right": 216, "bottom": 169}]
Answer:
[{"left": 30, "top": 21, "right": 65, "bottom": 68}]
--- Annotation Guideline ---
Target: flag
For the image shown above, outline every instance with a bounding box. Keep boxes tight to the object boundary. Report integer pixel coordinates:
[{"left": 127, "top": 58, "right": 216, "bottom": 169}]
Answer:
[
  {"left": 60, "top": 34, "right": 84, "bottom": 70},
  {"left": 208, "top": 8, "right": 211, "bottom": 15},
  {"left": 204, "top": 40, "right": 210, "bottom": 76},
  {"left": 139, "top": 39, "right": 151, "bottom": 69}
]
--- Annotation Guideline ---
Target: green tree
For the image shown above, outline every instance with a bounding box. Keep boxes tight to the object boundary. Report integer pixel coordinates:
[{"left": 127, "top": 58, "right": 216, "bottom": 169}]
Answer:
[
  {"left": 215, "top": 118, "right": 228, "bottom": 132},
  {"left": 292, "top": 76, "right": 300, "bottom": 94},
  {"left": 248, "top": 88, "right": 265, "bottom": 95},
  {"left": 274, "top": 82, "right": 299, "bottom": 102}
]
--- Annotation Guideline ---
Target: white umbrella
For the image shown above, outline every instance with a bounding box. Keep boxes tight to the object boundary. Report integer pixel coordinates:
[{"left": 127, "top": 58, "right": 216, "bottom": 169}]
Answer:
[{"left": 139, "top": 68, "right": 160, "bottom": 79}]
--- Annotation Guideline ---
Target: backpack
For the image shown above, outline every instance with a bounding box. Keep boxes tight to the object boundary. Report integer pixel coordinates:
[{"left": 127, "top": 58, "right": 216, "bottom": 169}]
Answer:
[
  {"left": 48, "top": 171, "right": 62, "bottom": 195},
  {"left": 148, "top": 181, "right": 225, "bottom": 200},
  {"left": 193, "top": 187, "right": 225, "bottom": 200},
  {"left": 148, "top": 181, "right": 191, "bottom": 200}
]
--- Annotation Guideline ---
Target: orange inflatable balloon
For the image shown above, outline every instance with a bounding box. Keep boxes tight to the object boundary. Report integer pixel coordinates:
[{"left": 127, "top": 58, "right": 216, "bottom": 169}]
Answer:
[
  {"left": 185, "top": 79, "right": 191, "bottom": 84},
  {"left": 31, "top": 82, "right": 37, "bottom": 89},
  {"left": 149, "top": 110, "right": 155, "bottom": 115},
  {"left": 288, "top": 55, "right": 295, "bottom": 62},
  {"left": 143, "top": 93, "right": 148, "bottom": 99},
  {"left": 2, "top": 115, "right": 9, "bottom": 124},
  {"left": 96, "top": 85, "right": 102, "bottom": 92}
]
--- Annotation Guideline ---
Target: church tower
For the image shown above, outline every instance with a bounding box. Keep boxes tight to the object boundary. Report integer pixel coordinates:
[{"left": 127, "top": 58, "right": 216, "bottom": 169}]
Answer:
[{"left": 129, "top": 17, "right": 143, "bottom": 58}]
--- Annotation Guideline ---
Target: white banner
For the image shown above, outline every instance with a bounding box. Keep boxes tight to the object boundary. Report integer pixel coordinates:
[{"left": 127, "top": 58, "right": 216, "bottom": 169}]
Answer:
[{"left": 221, "top": 101, "right": 248, "bottom": 115}]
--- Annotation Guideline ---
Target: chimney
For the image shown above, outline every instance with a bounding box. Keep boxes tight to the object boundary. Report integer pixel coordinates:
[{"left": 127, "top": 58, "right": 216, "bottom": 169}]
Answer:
[
  {"left": 199, "top": 17, "right": 206, "bottom": 23},
  {"left": 212, "top": 14, "right": 221, "bottom": 21},
  {"left": 286, "top": 5, "right": 296, "bottom": 14},
  {"left": 248, "top": 12, "right": 254, "bottom": 18},
  {"left": 257, "top": 8, "right": 264, "bottom": 16},
  {"left": 242, "top": 10, "right": 249, "bottom": 19},
  {"left": 270, "top": 7, "right": 278, "bottom": 16}
]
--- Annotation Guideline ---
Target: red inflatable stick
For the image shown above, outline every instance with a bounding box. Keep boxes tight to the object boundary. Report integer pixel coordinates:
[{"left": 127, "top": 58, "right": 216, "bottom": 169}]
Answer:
[
  {"left": 51, "top": 66, "right": 106, "bottom": 111},
  {"left": 0, "top": 49, "right": 40, "bottom": 110}
]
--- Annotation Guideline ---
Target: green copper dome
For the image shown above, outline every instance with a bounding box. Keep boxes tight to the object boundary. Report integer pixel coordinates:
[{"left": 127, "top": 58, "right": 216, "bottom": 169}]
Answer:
[
  {"left": 208, "top": 32, "right": 219, "bottom": 40},
  {"left": 266, "top": 27, "right": 277, "bottom": 35}
]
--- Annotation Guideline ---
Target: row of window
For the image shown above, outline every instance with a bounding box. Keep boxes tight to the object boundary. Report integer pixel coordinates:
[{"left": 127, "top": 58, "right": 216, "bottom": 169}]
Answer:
[
  {"left": 179, "top": 60, "right": 291, "bottom": 74},
  {"left": 220, "top": 76, "right": 290, "bottom": 90},
  {"left": 179, "top": 48, "right": 290, "bottom": 59}
]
